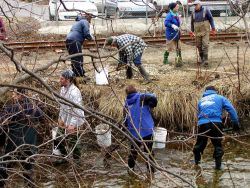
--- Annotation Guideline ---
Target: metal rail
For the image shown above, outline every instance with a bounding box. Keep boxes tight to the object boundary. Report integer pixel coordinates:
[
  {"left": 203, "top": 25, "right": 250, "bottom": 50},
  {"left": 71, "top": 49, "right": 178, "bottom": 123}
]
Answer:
[{"left": 4, "top": 32, "right": 246, "bottom": 51}]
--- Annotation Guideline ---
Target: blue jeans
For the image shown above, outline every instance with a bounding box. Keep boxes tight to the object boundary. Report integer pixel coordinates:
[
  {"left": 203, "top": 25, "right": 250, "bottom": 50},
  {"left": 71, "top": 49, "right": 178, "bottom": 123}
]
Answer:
[{"left": 66, "top": 39, "right": 85, "bottom": 77}]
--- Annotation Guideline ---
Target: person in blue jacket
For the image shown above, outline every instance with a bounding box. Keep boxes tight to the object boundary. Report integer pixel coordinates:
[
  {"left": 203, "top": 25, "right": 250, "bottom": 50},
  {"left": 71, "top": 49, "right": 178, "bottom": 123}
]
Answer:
[
  {"left": 124, "top": 85, "right": 157, "bottom": 178},
  {"left": 66, "top": 12, "right": 94, "bottom": 82},
  {"left": 164, "top": 2, "right": 182, "bottom": 67},
  {"left": 193, "top": 86, "right": 240, "bottom": 170}
]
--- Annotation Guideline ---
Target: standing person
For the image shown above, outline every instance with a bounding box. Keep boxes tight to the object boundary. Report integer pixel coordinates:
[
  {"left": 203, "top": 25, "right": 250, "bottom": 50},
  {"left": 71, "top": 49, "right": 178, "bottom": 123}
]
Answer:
[
  {"left": 104, "top": 34, "right": 150, "bottom": 82},
  {"left": 163, "top": 2, "right": 182, "bottom": 67},
  {"left": 124, "top": 85, "right": 157, "bottom": 179},
  {"left": 0, "top": 88, "right": 43, "bottom": 187},
  {"left": 193, "top": 86, "right": 240, "bottom": 170},
  {"left": 190, "top": 0, "right": 216, "bottom": 67},
  {"left": 0, "top": 17, "right": 7, "bottom": 41},
  {"left": 53, "top": 69, "right": 85, "bottom": 163},
  {"left": 65, "top": 13, "right": 94, "bottom": 83}
]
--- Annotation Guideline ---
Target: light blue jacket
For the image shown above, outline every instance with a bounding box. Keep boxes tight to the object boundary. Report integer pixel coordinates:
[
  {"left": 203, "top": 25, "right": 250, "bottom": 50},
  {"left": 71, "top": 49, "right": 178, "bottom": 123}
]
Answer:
[{"left": 197, "top": 90, "right": 238, "bottom": 126}]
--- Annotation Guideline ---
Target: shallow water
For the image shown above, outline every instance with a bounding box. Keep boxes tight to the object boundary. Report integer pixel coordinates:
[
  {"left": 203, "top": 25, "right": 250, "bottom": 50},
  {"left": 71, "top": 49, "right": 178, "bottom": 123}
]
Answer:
[
  {"left": 7, "top": 134, "right": 250, "bottom": 188},
  {"left": 88, "top": 135, "right": 250, "bottom": 188}
]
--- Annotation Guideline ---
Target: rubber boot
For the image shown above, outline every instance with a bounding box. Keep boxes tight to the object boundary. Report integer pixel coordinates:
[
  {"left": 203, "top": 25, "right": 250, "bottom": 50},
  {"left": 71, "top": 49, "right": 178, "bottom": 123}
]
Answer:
[
  {"left": 126, "top": 66, "right": 133, "bottom": 79},
  {"left": 199, "top": 52, "right": 203, "bottom": 64},
  {"left": 203, "top": 53, "right": 208, "bottom": 67},
  {"left": 215, "top": 158, "right": 222, "bottom": 170},
  {"left": 175, "top": 49, "right": 183, "bottom": 67},
  {"left": 194, "top": 153, "right": 201, "bottom": 165},
  {"left": 163, "top": 51, "right": 169, "bottom": 65},
  {"left": 137, "top": 65, "right": 150, "bottom": 82}
]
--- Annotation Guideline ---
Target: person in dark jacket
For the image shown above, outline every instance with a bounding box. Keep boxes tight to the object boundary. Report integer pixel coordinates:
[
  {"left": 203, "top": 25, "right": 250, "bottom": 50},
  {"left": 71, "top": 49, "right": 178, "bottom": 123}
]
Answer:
[
  {"left": 0, "top": 88, "right": 43, "bottom": 187},
  {"left": 190, "top": 0, "right": 215, "bottom": 67},
  {"left": 66, "top": 13, "right": 94, "bottom": 82},
  {"left": 124, "top": 85, "right": 157, "bottom": 179},
  {"left": 164, "top": 2, "right": 182, "bottom": 67},
  {"left": 193, "top": 86, "right": 239, "bottom": 170}
]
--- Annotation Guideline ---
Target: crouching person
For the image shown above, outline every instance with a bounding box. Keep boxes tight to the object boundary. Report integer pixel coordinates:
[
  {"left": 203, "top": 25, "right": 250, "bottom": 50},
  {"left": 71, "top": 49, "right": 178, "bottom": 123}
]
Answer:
[
  {"left": 0, "top": 88, "right": 44, "bottom": 188},
  {"left": 53, "top": 70, "right": 85, "bottom": 164},
  {"left": 104, "top": 34, "right": 151, "bottom": 82},
  {"left": 124, "top": 85, "right": 157, "bottom": 179}
]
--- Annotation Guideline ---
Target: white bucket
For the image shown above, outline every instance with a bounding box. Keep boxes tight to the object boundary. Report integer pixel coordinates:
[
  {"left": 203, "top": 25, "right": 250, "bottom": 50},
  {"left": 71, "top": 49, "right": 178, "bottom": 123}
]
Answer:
[
  {"left": 95, "top": 67, "right": 109, "bottom": 85},
  {"left": 95, "top": 124, "right": 111, "bottom": 148},
  {"left": 153, "top": 127, "right": 167, "bottom": 149}
]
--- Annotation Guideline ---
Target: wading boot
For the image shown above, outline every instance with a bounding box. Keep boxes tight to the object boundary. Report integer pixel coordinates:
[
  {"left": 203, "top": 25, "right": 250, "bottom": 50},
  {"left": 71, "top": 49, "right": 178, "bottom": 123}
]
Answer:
[
  {"left": 163, "top": 51, "right": 169, "bottom": 65},
  {"left": 175, "top": 49, "right": 183, "bottom": 67},
  {"left": 137, "top": 65, "right": 151, "bottom": 83},
  {"left": 215, "top": 158, "right": 222, "bottom": 170},
  {"left": 199, "top": 52, "right": 203, "bottom": 64},
  {"left": 126, "top": 66, "right": 133, "bottom": 79},
  {"left": 203, "top": 53, "right": 209, "bottom": 68}
]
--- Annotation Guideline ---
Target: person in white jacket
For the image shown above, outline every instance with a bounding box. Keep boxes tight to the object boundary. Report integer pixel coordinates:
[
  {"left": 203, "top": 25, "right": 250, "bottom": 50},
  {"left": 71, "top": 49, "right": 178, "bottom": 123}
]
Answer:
[{"left": 53, "top": 69, "right": 85, "bottom": 163}]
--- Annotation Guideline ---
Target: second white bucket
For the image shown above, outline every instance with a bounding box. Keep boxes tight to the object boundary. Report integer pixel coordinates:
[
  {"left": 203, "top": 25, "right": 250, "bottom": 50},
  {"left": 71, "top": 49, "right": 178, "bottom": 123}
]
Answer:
[
  {"left": 95, "top": 124, "right": 111, "bottom": 148},
  {"left": 153, "top": 127, "right": 167, "bottom": 149},
  {"left": 95, "top": 67, "right": 109, "bottom": 85}
]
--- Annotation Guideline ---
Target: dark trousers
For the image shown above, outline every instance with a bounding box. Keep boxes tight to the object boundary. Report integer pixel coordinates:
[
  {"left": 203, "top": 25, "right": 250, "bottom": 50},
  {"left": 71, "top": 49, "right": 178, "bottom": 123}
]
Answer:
[
  {"left": 128, "top": 134, "right": 155, "bottom": 173},
  {"left": 0, "top": 150, "right": 35, "bottom": 188},
  {"left": 193, "top": 122, "right": 224, "bottom": 165},
  {"left": 66, "top": 39, "right": 85, "bottom": 77},
  {"left": 54, "top": 128, "right": 81, "bottom": 159}
]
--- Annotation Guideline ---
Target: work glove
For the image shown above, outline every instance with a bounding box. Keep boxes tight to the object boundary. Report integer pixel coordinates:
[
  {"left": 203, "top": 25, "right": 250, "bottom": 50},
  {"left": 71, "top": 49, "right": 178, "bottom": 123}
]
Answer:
[
  {"left": 232, "top": 122, "right": 240, "bottom": 131},
  {"left": 189, "top": 32, "right": 195, "bottom": 38},
  {"left": 211, "top": 28, "right": 216, "bottom": 37},
  {"left": 171, "top": 24, "right": 179, "bottom": 31}
]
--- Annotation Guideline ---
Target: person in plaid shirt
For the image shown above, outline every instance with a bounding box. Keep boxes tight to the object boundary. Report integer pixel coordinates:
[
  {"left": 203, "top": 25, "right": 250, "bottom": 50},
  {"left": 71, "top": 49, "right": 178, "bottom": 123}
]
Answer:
[{"left": 105, "top": 34, "right": 150, "bottom": 81}]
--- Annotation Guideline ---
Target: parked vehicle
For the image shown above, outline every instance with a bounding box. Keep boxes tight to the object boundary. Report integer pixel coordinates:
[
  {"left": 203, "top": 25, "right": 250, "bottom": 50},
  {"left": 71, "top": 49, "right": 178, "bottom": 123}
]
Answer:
[
  {"left": 188, "top": 1, "right": 234, "bottom": 17},
  {"left": 117, "top": 0, "right": 156, "bottom": 18},
  {"left": 92, "top": 0, "right": 118, "bottom": 18},
  {"left": 49, "top": 0, "right": 98, "bottom": 21}
]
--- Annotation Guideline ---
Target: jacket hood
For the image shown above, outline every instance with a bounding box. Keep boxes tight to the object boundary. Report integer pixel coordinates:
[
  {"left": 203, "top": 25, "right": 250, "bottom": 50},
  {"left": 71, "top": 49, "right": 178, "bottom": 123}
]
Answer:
[
  {"left": 126, "top": 92, "right": 140, "bottom": 105},
  {"left": 203, "top": 89, "right": 217, "bottom": 97},
  {"left": 75, "top": 15, "right": 86, "bottom": 21}
]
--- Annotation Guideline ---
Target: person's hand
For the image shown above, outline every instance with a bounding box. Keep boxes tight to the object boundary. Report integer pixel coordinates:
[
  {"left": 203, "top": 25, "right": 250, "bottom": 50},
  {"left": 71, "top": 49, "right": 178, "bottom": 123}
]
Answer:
[
  {"left": 189, "top": 32, "right": 195, "bottom": 38},
  {"left": 58, "top": 119, "right": 65, "bottom": 128},
  {"left": 171, "top": 24, "right": 179, "bottom": 31},
  {"left": 67, "top": 125, "right": 76, "bottom": 134},
  {"left": 233, "top": 122, "right": 240, "bottom": 132},
  {"left": 211, "top": 28, "right": 216, "bottom": 37}
]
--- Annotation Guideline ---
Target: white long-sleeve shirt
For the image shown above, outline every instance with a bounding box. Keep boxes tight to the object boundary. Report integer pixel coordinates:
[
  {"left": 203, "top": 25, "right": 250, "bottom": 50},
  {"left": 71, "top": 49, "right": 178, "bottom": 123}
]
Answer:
[{"left": 58, "top": 83, "right": 85, "bottom": 127}]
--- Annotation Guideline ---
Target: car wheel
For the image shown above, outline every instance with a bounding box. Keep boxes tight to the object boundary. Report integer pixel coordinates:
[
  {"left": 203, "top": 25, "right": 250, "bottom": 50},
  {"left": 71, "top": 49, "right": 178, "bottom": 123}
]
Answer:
[
  {"left": 104, "top": 8, "right": 110, "bottom": 18},
  {"left": 115, "top": 8, "right": 120, "bottom": 19},
  {"left": 49, "top": 9, "right": 55, "bottom": 21}
]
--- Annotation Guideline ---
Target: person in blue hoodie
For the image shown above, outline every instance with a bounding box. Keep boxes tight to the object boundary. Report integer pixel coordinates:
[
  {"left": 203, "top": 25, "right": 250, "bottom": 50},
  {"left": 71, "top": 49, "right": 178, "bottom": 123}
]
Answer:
[
  {"left": 193, "top": 86, "right": 239, "bottom": 170},
  {"left": 164, "top": 2, "right": 182, "bottom": 67},
  {"left": 66, "top": 12, "right": 94, "bottom": 82},
  {"left": 124, "top": 85, "right": 157, "bottom": 178}
]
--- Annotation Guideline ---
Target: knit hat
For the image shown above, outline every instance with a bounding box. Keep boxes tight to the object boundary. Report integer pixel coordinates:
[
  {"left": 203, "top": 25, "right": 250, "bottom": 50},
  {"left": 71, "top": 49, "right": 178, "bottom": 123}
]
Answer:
[
  {"left": 13, "top": 88, "right": 26, "bottom": 94},
  {"left": 169, "top": 3, "right": 178, "bottom": 10},
  {"left": 61, "top": 69, "right": 76, "bottom": 81},
  {"left": 105, "top": 37, "right": 114, "bottom": 45},
  {"left": 205, "top": 85, "right": 217, "bottom": 91}
]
